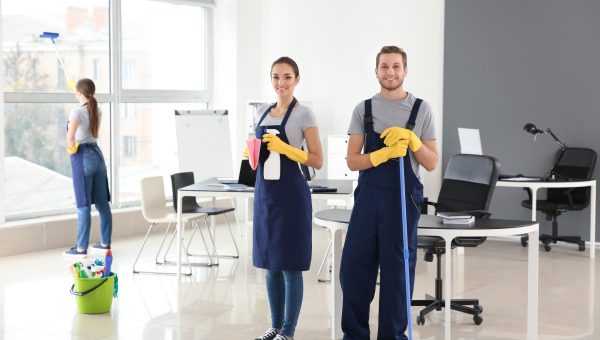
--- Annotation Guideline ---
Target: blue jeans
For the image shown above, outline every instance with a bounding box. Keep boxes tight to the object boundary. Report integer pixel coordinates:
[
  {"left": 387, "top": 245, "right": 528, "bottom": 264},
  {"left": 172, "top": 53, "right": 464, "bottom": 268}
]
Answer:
[
  {"left": 265, "top": 270, "right": 303, "bottom": 337},
  {"left": 76, "top": 145, "right": 112, "bottom": 249}
]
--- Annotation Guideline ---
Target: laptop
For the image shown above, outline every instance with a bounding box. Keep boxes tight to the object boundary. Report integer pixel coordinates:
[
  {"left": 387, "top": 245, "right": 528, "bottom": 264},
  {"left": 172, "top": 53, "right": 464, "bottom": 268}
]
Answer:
[{"left": 218, "top": 160, "right": 256, "bottom": 187}]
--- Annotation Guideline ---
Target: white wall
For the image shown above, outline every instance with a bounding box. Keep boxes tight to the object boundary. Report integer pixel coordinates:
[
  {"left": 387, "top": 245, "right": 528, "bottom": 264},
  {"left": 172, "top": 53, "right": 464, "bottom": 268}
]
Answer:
[{"left": 220, "top": 0, "right": 445, "bottom": 198}]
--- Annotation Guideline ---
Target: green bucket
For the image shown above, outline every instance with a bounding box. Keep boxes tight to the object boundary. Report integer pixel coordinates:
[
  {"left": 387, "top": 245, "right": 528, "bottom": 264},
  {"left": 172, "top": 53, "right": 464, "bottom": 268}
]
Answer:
[{"left": 70, "top": 273, "right": 115, "bottom": 314}]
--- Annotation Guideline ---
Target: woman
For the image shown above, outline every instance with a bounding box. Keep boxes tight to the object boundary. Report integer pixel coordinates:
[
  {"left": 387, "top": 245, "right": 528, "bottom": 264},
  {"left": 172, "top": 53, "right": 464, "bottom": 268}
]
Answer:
[
  {"left": 253, "top": 57, "right": 323, "bottom": 340},
  {"left": 63, "top": 78, "right": 112, "bottom": 258}
]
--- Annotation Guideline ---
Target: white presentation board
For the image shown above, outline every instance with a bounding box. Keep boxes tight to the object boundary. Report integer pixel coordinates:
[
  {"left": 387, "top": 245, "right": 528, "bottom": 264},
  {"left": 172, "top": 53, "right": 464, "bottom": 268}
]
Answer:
[{"left": 175, "top": 110, "right": 235, "bottom": 180}]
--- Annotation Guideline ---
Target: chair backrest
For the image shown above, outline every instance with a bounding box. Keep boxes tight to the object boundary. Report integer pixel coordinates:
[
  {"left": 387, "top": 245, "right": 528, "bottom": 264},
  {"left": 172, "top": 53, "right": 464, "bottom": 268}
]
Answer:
[
  {"left": 140, "top": 176, "right": 170, "bottom": 221},
  {"left": 436, "top": 154, "right": 500, "bottom": 213},
  {"left": 171, "top": 172, "right": 200, "bottom": 212},
  {"left": 547, "top": 147, "right": 596, "bottom": 205}
]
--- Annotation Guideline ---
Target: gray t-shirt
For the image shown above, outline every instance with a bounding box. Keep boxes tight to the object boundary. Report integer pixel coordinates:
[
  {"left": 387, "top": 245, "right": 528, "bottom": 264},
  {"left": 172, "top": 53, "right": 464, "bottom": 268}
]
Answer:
[
  {"left": 254, "top": 102, "right": 317, "bottom": 149},
  {"left": 347, "top": 92, "right": 436, "bottom": 176},
  {"left": 69, "top": 105, "right": 102, "bottom": 144}
]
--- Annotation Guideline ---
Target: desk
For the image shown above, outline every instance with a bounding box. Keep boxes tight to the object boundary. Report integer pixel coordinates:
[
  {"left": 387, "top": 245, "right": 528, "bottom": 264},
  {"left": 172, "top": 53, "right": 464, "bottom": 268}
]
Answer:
[
  {"left": 314, "top": 209, "right": 539, "bottom": 340},
  {"left": 497, "top": 179, "right": 596, "bottom": 258},
  {"left": 175, "top": 178, "right": 355, "bottom": 278}
]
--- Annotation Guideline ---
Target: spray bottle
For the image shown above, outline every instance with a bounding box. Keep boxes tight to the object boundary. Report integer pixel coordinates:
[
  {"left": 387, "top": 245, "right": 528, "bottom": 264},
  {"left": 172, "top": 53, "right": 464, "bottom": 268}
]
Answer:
[
  {"left": 104, "top": 249, "right": 113, "bottom": 277},
  {"left": 263, "top": 129, "right": 281, "bottom": 180}
]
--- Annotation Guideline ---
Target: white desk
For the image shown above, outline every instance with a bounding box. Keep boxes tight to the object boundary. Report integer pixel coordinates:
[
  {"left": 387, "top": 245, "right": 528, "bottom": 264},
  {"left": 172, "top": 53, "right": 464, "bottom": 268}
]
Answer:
[
  {"left": 175, "top": 178, "right": 355, "bottom": 278},
  {"left": 497, "top": 179, "right": 596, "bottom": 258},
  {"left": 314, "top": 209, "right": 539, "bottom": 340}
]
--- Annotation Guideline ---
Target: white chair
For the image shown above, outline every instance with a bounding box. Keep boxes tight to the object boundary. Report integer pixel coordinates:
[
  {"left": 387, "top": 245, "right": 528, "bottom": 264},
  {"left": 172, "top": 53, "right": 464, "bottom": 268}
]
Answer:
[{"left": 133, "top": 176, "right": 211, "bottom": 275}]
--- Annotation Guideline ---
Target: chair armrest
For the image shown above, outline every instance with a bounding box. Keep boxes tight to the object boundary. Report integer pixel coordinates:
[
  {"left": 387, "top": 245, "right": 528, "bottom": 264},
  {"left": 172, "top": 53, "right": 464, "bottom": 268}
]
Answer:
[{"left": 522, "top": 187, "right": 532, "bottom": 202}]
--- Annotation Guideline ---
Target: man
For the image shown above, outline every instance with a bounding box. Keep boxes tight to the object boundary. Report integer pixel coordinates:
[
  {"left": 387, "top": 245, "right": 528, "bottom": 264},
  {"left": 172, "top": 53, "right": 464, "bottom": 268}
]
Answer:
[{"left": 340, "top": 46, "right": 439, "bottom": 339}]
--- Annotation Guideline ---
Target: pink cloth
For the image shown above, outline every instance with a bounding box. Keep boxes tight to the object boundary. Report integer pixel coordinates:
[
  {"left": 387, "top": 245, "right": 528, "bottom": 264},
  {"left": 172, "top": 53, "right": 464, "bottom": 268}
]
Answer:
[{"left": 247, "top": 137, "right": 261, "bottom": 170}]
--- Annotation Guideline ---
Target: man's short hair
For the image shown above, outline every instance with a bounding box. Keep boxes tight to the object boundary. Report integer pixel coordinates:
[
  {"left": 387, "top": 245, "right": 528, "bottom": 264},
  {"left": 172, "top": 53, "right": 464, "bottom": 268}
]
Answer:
[{"left": 376, "top": 46, "right": 407, "bottom": 68}]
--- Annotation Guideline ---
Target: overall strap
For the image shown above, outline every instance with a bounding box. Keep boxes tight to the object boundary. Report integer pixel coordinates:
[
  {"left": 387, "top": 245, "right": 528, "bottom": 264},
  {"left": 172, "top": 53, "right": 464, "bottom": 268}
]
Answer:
[
  {"left": 363, "top": 99, "right": 374, "bottom": 133},
  {"left": 280, "top": 97, "right": 297, "bottom": 128},
  {"left": 406, "top": 98, "right": 423, "bottom": 131},
  {"left": 256, "top": 103, "right": 278, "bottom": 127}
]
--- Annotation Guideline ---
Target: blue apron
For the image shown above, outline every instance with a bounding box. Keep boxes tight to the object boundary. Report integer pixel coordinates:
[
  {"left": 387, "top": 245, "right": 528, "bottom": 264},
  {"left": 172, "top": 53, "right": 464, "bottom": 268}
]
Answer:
[
  {"left": 340, "top": 98, "right": 424, "bottom": 340},
  {"left": 252, "top": 98, "right": 313, "bottom": 271},
  {"left": 70, "top": 143, "right": 111, "bottom": 208}
]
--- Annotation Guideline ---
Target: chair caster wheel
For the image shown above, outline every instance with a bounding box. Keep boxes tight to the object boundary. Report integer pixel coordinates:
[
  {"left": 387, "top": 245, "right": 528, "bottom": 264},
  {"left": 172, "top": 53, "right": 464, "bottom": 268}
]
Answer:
[
  {"left": 544, "top": 244, "right": 551, "bottom": 252},
  {"left": 579, "top": 242, "right": 585, "bottom": 251},
  {"left": 520, "top": 237, "right": 528, "bottom": 247},
  {"left": 473, "top": 315, "right": 483, "bottom": 325},
  {"left": 475, "top": 305, "right": 483, "bottom": 314},
  {"left": 416, "top": 315, "right": 425, "bottom": 325}
]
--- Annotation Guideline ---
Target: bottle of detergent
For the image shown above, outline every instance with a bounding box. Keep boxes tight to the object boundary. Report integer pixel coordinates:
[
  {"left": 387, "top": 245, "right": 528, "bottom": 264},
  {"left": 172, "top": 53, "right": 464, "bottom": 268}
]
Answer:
[{"left": 263, "top": 129, "right": 281, "bottom": 180}]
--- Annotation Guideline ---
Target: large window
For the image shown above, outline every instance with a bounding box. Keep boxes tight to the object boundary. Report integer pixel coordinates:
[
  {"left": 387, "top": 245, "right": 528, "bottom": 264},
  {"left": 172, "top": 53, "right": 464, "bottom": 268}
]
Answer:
[
  {"left": 121, "top": 0, "right": 208, "bottom": 91},
  {"left": 2, "top": 0, "right": 212, "bottom": 220},
  {"left": 3, "top": 103, "right": 110, "bottom": 216},
  {"left": 2, "top": 0, "right": 110, "bottom": 93},
  {"left": 118, "top": 103, "right": 207, "bottom": 203}
]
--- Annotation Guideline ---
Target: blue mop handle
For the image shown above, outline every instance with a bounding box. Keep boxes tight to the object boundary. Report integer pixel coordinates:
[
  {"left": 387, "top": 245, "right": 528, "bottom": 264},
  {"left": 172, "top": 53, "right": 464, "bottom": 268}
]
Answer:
[{"left": 399, "top": 156, "right": 413, "bottom": 340}]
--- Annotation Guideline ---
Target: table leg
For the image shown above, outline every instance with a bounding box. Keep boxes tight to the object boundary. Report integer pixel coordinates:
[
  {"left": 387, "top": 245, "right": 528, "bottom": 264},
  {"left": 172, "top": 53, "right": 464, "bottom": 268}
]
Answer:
[
  {"left": 444, "top": 237, "right": 452, "bottom": 339},
  {"left": 177, "top": 192, "right": 183, "bottom": 280},
  {"left": 331, "top": 227, "right": 343, "bottom": 340},
  {"left": 590, "top": 182, "right": 596, "bottom": 258},
  {"left": 531, "top": 188, "right": 537, "bottom": 222},
  {"left": 527, "top": 227, "right": 539, "bottom": 340}
]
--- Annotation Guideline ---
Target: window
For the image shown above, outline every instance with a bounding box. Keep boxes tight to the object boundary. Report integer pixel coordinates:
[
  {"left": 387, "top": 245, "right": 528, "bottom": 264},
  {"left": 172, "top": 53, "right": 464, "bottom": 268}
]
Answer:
[
  {"left": 2, "top": 0, "right": 110, "bottom": 93},
  {"left": 92, "top": 59, "right": 101, "bottom": 80},
  {"left": 121, "top": 0, "right": 208, "bottom": 90},
  {"left": 3, "top": 103, "right": 110, "bottom": 216},
  {"left": 123, "top": 59, "right": 135, "bottom": 82},
  {"left": 117, "top": 102, "right": 207, "bottom": 203},
  {"left": 1, "top": 0, "right": 212, "bottom": 220},
  {"left": 122, "top": 103, "right": 136, "bottom": 120},
  {"left": 122, "top": 136, "right": 137, "bottom": 158}
]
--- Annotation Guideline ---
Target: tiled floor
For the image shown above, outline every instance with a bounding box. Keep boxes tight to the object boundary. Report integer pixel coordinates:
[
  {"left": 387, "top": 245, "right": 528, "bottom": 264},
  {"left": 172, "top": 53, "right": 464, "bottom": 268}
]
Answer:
[{"left": 0, "top": 219, "right": 598, "bottom": 340}]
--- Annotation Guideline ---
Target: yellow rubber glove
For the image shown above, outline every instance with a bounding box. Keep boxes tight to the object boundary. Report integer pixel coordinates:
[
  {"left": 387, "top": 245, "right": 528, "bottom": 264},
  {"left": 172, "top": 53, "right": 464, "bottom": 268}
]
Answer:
[
  {"left": 369, "top": 140, "right": 409, "bottom": 167},
  {"left": 243, "top": 147, "right": 249, "bottom": 159},
  {"left": 67, "top": 79, "right": 77, "bottom": 93},
  {"left": 262, "top": 133, "right": 308, "bottom": 164},
  {"left": 381, "top": 126, "right": 423, "bottom": 152},
  {"left": 67, "top": 142, "right": 80, "bottom": 155}
]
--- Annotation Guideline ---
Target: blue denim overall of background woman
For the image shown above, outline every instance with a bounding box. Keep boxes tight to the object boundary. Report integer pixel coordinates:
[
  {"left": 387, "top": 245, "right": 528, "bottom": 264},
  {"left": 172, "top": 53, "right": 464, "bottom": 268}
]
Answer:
[{"left": 71, "top": 143, "right": 112, "bottom": 249}]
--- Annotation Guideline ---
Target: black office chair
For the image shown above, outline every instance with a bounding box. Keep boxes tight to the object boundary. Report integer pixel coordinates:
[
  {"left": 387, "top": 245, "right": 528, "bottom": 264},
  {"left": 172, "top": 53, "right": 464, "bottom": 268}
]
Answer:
[
  {"left": 520, "top": 147, "right": 596, "bottom": 252},
  {"left": 159, "top": 172, "right": 239, "bottom": 265},
  {"left": 412, "top": 154, "right": 500, "bottom": 326}
]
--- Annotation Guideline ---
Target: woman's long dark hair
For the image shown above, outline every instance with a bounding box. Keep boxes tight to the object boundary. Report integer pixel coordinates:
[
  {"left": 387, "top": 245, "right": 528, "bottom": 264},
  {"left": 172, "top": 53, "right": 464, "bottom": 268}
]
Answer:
[{"left": 76, "top": 78, "right": 99, "bottom": 138}]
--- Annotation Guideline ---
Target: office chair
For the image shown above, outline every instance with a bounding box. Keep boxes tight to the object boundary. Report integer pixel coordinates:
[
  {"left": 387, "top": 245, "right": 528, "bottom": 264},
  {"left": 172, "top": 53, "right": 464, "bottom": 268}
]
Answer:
[
  {"left": 413, "top": 154, "right": 500, "bottom": 326},
  {"left": 161, "top": 172, "right": 238, "bottom": 265},
  {"left": 133, "top": 176, "right": 206, "bottom": 275},
  {"left": 520, "top": 147, "right": 596, "bottom": 252}
]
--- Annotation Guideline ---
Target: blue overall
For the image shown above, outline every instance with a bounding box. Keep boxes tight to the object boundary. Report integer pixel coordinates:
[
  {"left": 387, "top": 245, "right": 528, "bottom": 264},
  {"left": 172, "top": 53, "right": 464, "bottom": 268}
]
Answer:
[
  {"left": 253, "top": 98, "right": 313, "bottom": 271},
  {"left": 340, "top": 99, "right": 424, "bottom": 340},
  {"left": 70, "top": 142, "right": 112, "bottom": 249},
  {"left": 70, "top": 143, "right": 111, "bottom": 208}
]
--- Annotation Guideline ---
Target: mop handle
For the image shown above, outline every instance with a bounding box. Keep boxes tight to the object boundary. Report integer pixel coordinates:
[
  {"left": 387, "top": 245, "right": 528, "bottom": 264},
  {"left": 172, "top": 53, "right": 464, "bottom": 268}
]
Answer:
[
  {"left": 399, "top": 156, "right": 413, "bottom": 340},
  {"left": 51, "top": 43, "right": 72, "bottom": 81}
]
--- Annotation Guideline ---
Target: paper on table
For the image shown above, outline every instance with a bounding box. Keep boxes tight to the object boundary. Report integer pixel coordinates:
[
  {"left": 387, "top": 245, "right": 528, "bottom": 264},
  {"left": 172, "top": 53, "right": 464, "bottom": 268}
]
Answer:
[{"left": 246, "top": 137, "right": 261, "bottom": 170}]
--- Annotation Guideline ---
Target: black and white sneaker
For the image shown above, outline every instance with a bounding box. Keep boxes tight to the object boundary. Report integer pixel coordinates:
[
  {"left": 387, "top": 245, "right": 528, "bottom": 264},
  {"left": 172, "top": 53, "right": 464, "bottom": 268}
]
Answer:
[
  {"left": 273, "top": 335, "right": 290, "bottom": 340},
  {"left": 254, "top": 328, "right": 279, "bottom": 340}
]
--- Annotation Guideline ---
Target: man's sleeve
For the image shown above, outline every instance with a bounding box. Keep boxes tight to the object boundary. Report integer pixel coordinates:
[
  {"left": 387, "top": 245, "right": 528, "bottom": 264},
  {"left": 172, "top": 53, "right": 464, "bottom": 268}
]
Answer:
[{"left": 347, "top": 102, "right": 365, "bottom": 135}]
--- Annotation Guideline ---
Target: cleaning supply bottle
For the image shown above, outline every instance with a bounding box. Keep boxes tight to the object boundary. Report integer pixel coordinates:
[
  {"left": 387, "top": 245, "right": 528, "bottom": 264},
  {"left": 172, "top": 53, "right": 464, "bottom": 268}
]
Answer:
[
  {"left": 263, "top": 129, "right": 281, "bottom": 180},
  {"left": 104, "top": 249, "right": 113, "bottom": 277}
]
